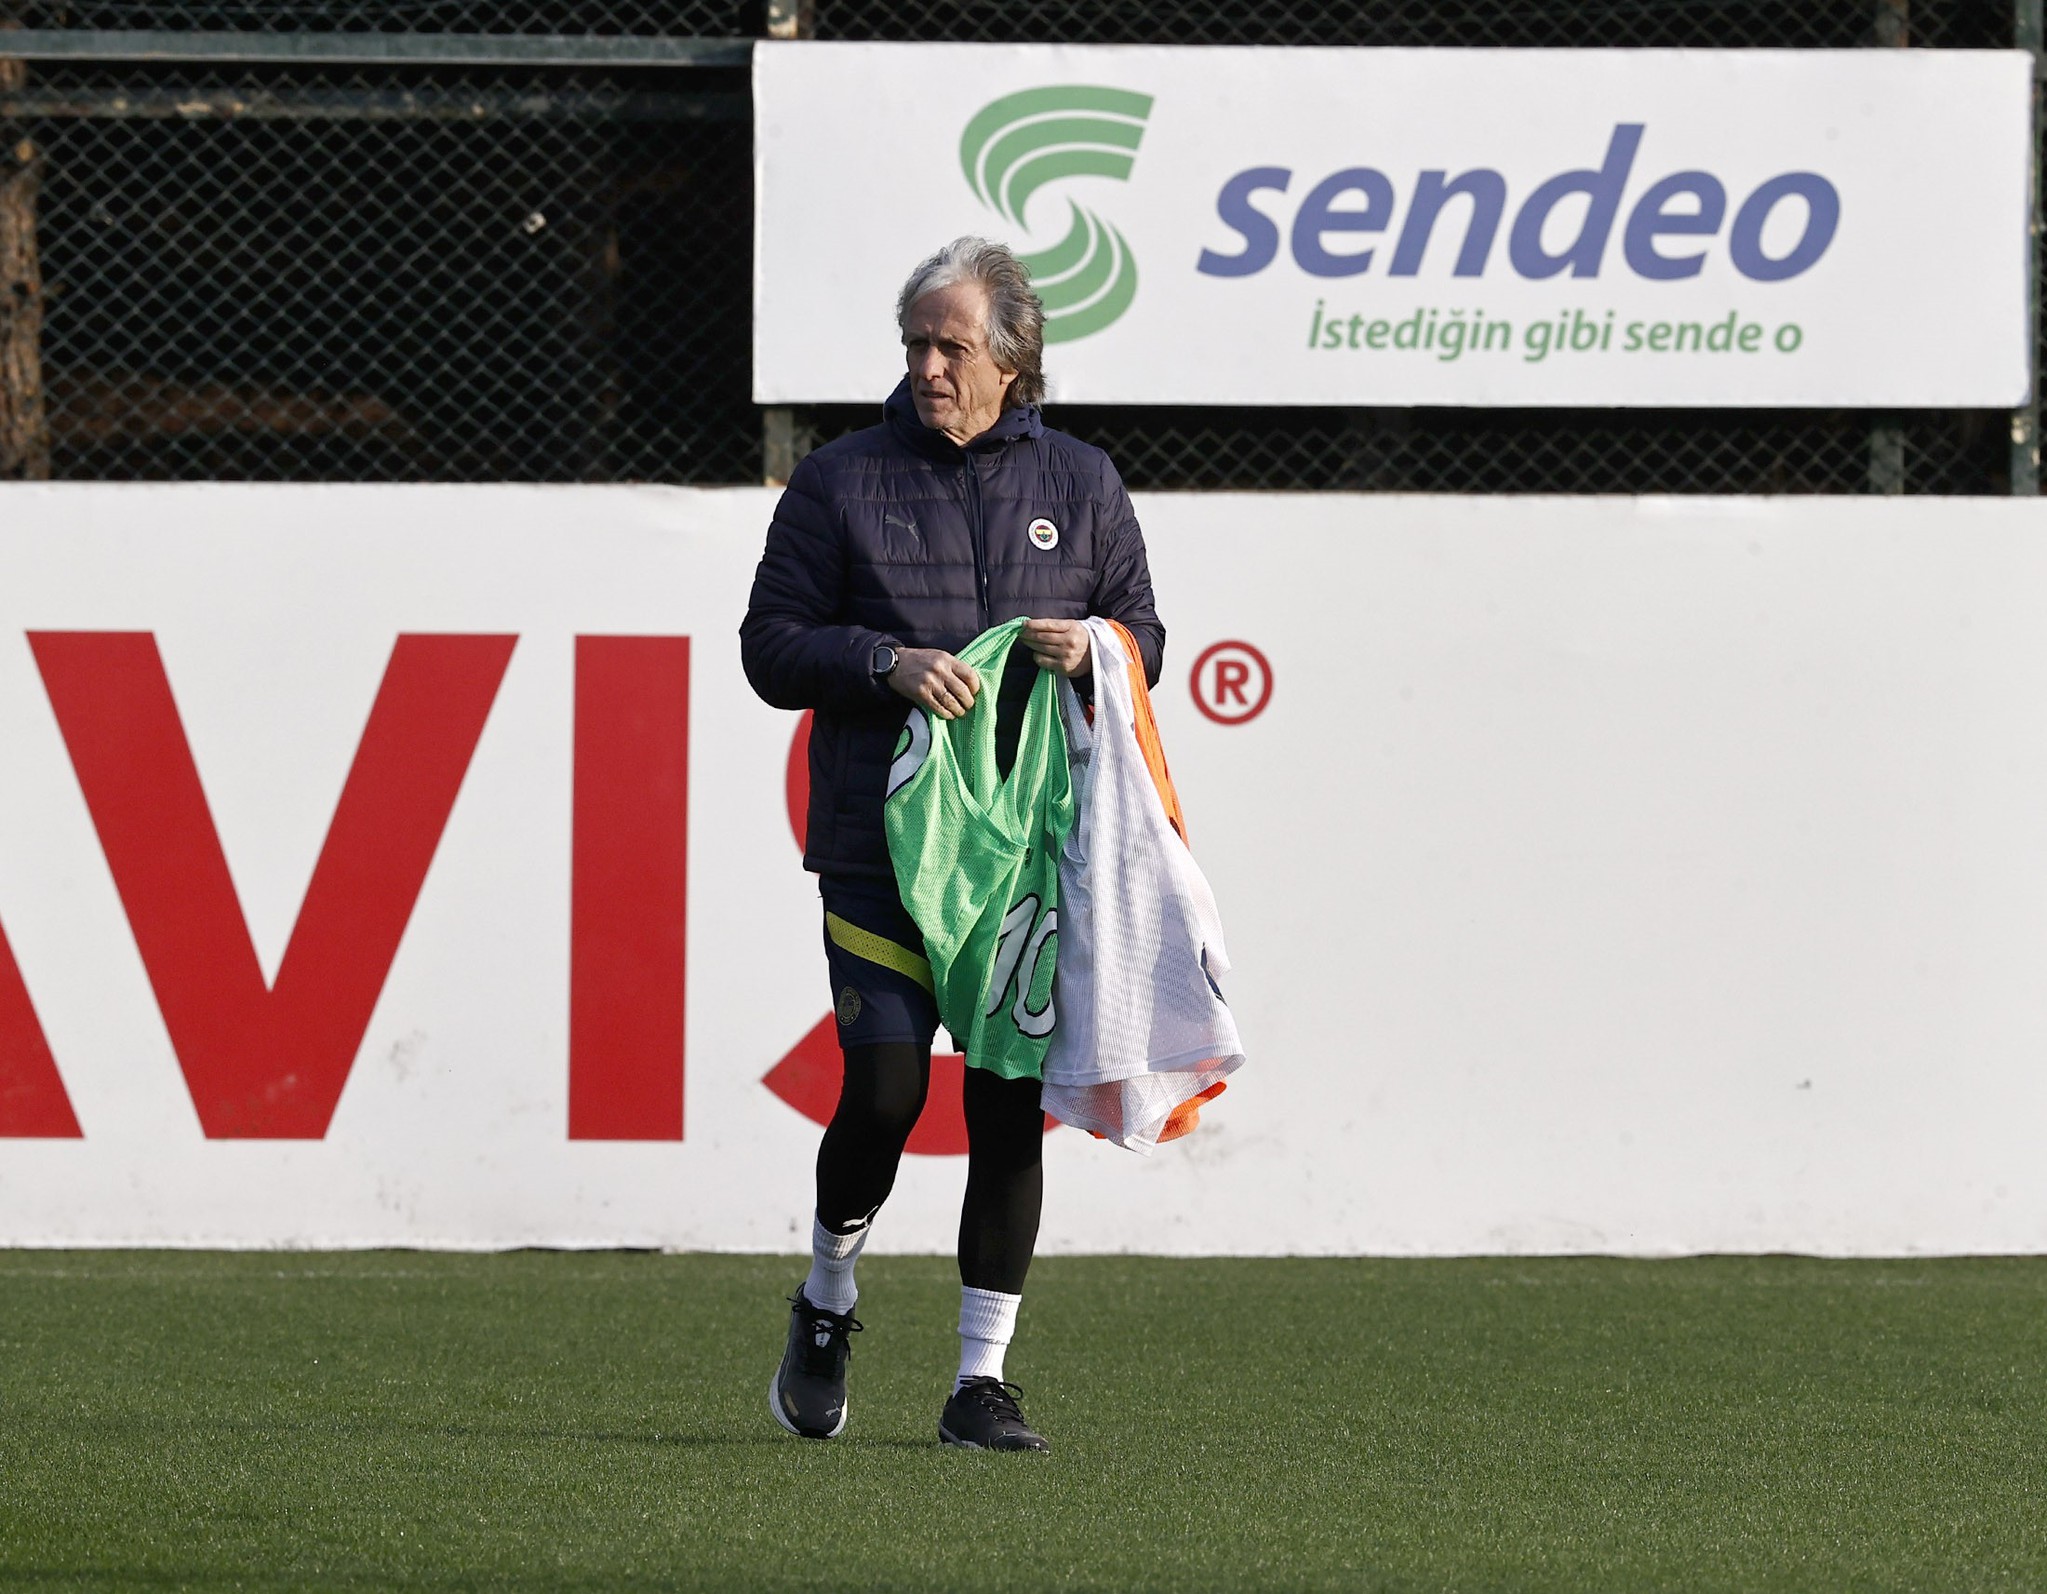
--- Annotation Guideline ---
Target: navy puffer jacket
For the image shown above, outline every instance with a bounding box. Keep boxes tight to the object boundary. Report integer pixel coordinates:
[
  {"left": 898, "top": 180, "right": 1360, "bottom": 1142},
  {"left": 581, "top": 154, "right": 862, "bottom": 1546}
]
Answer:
[{"left": 741, "top": 378, "right": 1166, "bottom": 881}]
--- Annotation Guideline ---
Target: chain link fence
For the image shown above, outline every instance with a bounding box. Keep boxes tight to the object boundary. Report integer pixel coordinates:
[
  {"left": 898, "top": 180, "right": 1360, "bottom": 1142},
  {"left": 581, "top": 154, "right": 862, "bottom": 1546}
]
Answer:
[
  {"left": 3, "top": 58, "right": 755, "bottom": 480},
  {"left": 0, "top": 0, "right": 2032, "bottom": 491},
  {"left": 10, "top": 3, "right": 760, "bottom": 32},
  {"left": 819, "top": 0, "right": 2010, "bottom": 48}
]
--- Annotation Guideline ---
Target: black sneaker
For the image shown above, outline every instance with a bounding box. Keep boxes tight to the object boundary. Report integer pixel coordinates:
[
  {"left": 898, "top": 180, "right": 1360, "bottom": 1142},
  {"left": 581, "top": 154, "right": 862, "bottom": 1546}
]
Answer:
[
  {"left": 769, "top": 1291, "right": 860, "bottom": 1439},
  {"left": 938, "top": 1377, "right": 1051, "bottom": 1453}
]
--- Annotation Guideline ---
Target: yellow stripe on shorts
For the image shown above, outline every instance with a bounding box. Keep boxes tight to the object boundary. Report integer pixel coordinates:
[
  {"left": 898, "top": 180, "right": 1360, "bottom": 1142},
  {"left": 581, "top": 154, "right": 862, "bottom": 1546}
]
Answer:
[{"left": 825, "top": 912, "right": 935, "bottom": 994}]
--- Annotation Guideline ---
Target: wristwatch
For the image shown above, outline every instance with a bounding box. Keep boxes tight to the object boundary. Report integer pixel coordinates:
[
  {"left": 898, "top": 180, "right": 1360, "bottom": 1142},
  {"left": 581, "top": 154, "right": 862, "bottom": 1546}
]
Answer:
[{"left": 870, "top": 642, "right": 899, "bottom": 680}]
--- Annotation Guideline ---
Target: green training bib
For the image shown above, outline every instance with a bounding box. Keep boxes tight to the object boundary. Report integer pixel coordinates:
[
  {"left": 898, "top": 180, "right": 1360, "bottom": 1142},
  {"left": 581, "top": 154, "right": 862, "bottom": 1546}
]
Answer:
[{"left": 883, "top": 619, "right": 1074, "bottom": 1081}]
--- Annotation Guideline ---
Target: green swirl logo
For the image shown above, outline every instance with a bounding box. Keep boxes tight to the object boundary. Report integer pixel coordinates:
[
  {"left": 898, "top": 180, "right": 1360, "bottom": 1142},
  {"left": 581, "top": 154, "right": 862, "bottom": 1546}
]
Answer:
[{"left": 959, "top": 85, "right": 1154, "bottom": 344}]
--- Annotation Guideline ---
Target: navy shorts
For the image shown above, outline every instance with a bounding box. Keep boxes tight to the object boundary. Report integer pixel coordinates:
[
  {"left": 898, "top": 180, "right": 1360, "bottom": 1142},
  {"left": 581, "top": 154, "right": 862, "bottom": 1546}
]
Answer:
[{"left": 819, "top": 876, "right": 941, "bottom": 1050}]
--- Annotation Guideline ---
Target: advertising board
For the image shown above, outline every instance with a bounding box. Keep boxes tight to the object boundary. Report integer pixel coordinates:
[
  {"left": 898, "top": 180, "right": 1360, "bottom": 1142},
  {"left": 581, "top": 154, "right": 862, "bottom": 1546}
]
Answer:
[
  {"left": 5, "top": 485, "right": 2047, "bottom": 1254},
  {"left": 755, "top": 44, "right": 2032, "bottom": 407}
]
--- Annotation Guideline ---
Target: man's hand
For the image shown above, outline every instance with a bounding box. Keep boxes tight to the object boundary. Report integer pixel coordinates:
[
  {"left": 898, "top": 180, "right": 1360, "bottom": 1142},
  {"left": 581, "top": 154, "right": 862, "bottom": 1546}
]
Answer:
[
  {"left": 1021, "top": 618, "right": 1092, "bottom": 678},
  {"left": 887, "top": 647, "right": 980, "bottom": 719}
]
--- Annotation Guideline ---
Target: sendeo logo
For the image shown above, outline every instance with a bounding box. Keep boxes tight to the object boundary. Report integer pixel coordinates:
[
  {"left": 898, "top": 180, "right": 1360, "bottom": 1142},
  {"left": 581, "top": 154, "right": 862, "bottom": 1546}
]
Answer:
[{"left": 959, "top": 85, "right": 1154, "bottom": 343}]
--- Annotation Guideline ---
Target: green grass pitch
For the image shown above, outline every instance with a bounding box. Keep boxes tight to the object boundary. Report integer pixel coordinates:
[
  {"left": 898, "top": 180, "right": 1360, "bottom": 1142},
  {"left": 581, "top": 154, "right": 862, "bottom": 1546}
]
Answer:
[{"left": 3, "top": 1252, "right": 2045, "bottom": 1591}]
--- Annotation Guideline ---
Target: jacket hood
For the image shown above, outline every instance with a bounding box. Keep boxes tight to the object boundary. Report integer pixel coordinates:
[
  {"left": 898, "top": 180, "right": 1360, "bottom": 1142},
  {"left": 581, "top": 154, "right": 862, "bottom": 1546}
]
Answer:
[{"left": 884, "top": 376, "right": 1045, "bottom": 459}]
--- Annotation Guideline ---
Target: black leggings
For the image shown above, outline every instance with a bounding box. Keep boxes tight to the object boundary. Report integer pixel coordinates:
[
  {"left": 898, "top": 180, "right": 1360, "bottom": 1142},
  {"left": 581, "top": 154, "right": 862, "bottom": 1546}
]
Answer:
[{"left": 814, "top": 1042, "right": 1044, "bottom": 1295}]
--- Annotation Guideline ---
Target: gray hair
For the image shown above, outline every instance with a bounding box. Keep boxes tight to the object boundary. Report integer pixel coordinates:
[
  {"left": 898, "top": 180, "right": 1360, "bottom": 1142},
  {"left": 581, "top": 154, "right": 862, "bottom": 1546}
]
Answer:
[{"left": 895, "top": 237, "right": 1046, "bottom": 409}]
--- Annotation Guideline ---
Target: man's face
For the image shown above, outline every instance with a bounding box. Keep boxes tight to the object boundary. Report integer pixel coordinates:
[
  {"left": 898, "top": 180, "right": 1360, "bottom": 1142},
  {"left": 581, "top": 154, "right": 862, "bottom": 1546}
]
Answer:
[{"left": 903, "top": 281, "right": 1018, "bottom": 445}]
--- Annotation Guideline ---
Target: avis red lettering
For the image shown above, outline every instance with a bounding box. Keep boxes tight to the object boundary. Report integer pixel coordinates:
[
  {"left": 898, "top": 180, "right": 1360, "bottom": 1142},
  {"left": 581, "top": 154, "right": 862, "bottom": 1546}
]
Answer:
[{"left": 2, "top": 633, "right": 689, "bottom": 1141}]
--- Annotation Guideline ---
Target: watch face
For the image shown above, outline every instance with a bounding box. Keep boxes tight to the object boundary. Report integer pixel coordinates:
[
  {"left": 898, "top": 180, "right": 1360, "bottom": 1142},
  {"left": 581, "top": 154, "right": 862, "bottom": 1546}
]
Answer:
[{"left": 873, "top": 644, "right": 897, "bottom": 676}]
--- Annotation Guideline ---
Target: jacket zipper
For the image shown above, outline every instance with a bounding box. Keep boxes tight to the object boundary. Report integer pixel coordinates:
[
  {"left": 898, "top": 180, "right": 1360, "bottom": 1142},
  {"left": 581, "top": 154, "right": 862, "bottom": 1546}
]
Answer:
[{"left": 964, "top": 453, "right": 991, "bottom": 629}]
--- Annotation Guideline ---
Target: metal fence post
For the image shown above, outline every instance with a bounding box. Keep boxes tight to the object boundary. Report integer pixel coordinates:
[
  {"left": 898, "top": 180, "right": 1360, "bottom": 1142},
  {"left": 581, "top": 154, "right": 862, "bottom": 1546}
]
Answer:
[
  {"left": 1867, "top": 0, "right": 1910, "bottom": 492},
  {"left": 766, "top": 0, "right": 817, "bottom": 41},
  {"left": 0, "top": 9, "right": 49, "bottom": 481},
  {"left": 1868, "top": 422, "right": 1906, "bottom": 495},
  {"left": 764, "top": 407, "right": 804, "bottom": 487},
  {"left": 2015, "top": 0, "right": 2043, "bottom": 495},
  {"left": 763, "top": 0, "right": 815, "bottom": 482}
]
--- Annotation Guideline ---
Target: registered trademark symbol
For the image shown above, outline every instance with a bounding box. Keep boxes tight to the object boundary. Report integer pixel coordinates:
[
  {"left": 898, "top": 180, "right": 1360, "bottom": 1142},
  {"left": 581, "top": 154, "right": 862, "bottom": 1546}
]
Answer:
[{"left": 1191, "top": 640, "right": 1273, "bottom": 726}]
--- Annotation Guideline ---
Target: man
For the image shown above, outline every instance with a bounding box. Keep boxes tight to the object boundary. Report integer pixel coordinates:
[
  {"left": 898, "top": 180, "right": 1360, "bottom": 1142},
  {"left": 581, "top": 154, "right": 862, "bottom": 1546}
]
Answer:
[{"left": 740, "top": 237, "right": 1164, "bottom": 1452}]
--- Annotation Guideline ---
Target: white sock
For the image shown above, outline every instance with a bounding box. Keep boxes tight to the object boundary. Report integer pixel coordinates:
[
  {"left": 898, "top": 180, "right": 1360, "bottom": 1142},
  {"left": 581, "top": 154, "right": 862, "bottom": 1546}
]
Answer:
[
  {"left": 803, "top": 1215, "right": 868, "bottom": 1315},
  {"left": 955, "top": 1286, "right": 1022, "bottom": 1390}
]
